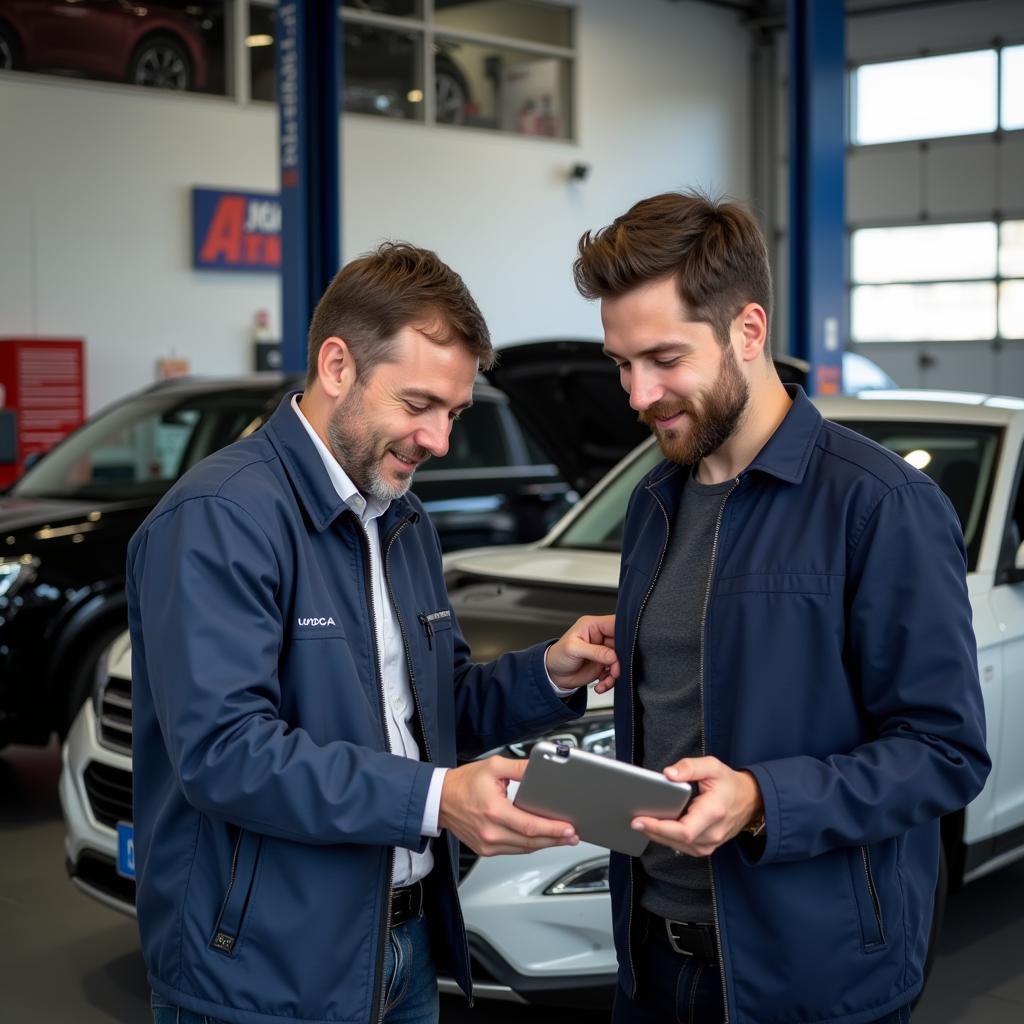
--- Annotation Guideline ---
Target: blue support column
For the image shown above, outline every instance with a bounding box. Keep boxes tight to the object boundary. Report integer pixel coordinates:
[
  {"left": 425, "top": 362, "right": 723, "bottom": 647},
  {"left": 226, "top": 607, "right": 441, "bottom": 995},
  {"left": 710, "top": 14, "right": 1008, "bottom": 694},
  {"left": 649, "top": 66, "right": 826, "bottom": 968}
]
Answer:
[
  {"left": 787, "top": 0, "right": 845, "bottom": 395},
  {"left": 276, "top": 0, "right": 342, "bottom": 375}
]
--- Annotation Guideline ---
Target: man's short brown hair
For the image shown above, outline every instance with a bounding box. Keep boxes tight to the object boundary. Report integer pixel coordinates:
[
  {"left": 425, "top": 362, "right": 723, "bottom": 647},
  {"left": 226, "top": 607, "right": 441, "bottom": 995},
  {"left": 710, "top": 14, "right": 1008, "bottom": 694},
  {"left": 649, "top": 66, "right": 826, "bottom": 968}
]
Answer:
[
  {"left": 573, "top": 190, "right": 773, "bottom": 354},
  {"left": 306, "top": 241, "right": 494, "bottom": 387}
]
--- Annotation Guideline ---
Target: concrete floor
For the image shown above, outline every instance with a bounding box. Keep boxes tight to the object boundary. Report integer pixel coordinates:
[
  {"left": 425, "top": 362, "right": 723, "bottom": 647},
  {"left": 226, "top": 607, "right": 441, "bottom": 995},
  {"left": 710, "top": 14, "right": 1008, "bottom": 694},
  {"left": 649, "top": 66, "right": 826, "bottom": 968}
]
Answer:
[{"left": 2, "top": 742, "right": 1022, "bottom": 1023}]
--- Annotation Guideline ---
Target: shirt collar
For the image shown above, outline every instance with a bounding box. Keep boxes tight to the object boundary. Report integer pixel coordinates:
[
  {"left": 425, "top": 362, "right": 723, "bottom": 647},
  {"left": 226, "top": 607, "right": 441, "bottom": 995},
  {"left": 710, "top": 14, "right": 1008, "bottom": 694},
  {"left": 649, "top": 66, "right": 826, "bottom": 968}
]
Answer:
[{"left": 290, "top": 394, "right": 390, "bottom": 525}]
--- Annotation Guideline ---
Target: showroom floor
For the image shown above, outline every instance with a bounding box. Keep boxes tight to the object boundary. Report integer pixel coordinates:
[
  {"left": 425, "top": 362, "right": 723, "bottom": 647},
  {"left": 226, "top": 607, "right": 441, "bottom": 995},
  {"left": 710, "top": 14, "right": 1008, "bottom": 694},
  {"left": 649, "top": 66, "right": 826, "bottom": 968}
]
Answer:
[{"left": 2, "top": 743, "right": 1023, "bottom": 1024}]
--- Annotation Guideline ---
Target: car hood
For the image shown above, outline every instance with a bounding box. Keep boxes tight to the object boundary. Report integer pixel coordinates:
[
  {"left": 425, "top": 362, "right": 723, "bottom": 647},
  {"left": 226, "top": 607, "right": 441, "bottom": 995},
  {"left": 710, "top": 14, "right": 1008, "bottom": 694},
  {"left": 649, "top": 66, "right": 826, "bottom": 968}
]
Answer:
[
  {"left": 485, "top": 340, "right": 651, "bottom": 495},
  {"left": 444, "top": 543, "right": 620, "bottom": 590},
  {"left": 0, "top": 494, "right": 150, "bottom": 538}
]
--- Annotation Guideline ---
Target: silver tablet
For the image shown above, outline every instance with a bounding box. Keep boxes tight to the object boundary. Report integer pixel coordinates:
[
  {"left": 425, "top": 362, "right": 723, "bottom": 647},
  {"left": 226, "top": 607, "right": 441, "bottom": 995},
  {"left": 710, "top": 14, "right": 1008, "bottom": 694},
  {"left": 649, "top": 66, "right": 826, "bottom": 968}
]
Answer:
[{"left": 513, "top": 740, "right": 693, "bottom": 856}]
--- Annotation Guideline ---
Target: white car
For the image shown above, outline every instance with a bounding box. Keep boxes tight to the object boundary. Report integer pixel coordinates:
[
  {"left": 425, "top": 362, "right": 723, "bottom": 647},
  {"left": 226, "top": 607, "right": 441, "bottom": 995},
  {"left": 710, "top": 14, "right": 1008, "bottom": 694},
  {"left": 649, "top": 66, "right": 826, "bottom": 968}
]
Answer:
[{"left": 61, "top": 389, "right": 1024, "bottom": 1007}]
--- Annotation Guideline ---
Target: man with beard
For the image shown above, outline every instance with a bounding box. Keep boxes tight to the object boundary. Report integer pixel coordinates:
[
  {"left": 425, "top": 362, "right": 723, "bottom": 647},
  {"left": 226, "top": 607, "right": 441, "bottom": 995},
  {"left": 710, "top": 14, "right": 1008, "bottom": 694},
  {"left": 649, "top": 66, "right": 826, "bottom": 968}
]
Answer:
[
  {"left": 573, "top": 192, "right": 988, "bottom": 1024},
  {"left": 126, "top": 242, "right": 619, "bottom": 1024}
]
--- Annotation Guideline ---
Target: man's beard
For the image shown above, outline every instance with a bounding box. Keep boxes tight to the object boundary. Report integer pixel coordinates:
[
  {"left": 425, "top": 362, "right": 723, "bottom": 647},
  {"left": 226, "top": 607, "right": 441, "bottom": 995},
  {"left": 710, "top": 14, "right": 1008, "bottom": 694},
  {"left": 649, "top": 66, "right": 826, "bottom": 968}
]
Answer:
[
  {"left": 326, "top": 387, "right": 430, "bottom": 502},
  {"left": 640, "top": 347, "right": 750, "bottom": 466}
]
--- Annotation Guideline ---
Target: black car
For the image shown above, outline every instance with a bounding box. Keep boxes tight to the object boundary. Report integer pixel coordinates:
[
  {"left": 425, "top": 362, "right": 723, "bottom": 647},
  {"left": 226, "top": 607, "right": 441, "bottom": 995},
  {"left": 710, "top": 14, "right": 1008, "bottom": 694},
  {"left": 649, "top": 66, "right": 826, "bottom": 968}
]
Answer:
[{"left": 0, "top": 355, "right": 631, "bottom": 752}]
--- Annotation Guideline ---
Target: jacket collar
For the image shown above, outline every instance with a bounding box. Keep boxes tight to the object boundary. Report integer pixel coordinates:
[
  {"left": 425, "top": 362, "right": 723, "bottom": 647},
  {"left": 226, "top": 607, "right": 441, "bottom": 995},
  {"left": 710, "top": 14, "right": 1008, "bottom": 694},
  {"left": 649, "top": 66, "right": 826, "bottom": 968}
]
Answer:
[
  {"left": 646, "top": 384, "right": 822, "bottom": 505},
  {"left": 744, "top": 385, "right": 822, "bottom": 484},
  {"left": 263, "top": 391, "right": 417, "bottom": 534}
]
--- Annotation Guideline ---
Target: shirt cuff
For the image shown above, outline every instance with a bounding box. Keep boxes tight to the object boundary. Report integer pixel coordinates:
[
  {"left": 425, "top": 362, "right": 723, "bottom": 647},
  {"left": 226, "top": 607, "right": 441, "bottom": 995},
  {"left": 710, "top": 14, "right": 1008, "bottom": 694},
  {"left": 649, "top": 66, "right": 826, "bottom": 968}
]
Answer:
[
  {"left": 422, "top": 767, "right": 448, "bottom": 837},
  {"left": 544, "top": 642, "right": 578, "bottom": 698}
]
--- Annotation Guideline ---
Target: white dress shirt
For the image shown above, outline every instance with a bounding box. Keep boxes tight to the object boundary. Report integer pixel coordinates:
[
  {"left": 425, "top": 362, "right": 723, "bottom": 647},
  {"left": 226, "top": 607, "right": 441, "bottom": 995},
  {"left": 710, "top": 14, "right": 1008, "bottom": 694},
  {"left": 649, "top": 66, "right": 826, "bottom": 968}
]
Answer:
[{"left": 291, "top": 396, "right": 576, "bottom": 887}]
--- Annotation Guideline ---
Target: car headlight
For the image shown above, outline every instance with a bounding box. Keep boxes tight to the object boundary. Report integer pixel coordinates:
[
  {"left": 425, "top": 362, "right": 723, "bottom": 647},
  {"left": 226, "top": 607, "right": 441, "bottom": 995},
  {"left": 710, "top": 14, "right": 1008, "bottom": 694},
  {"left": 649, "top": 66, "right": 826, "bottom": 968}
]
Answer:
[
  {"left": 544, "top": 856, "right": 610, "bottom": 896},
  {"left": 0, "top": 555, "right": 40, "bottom": 602},
  {"left": 505, "top": 710, "right": 616, "bottom": 761}
]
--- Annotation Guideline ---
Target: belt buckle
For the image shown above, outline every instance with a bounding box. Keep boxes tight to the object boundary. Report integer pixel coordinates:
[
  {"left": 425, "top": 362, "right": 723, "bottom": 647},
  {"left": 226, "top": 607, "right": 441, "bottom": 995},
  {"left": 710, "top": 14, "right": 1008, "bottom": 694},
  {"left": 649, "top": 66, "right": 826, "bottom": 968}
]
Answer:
[{"left": 665, "top": 919, "right": 695, "bottom": 957}]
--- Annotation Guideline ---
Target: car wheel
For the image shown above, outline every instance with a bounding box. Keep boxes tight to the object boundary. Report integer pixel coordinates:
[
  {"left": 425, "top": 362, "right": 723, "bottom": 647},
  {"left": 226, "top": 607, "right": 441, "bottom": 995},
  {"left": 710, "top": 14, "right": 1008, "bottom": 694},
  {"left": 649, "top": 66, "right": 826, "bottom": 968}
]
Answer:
[
  {"left": 0, "top": 22, "right": 20, "bottom": 70},
  {"left": 60, "top": 626, "right": 125, "bottom": 741},
  {"left": 913, "top": 842, "right": 949, "bottom": 1007},
  {"left": 435, "top": 60, "right": 469, "bottom": 125},
  {"left": 129, "top": 35, "right": 192, "bottom": 91}
]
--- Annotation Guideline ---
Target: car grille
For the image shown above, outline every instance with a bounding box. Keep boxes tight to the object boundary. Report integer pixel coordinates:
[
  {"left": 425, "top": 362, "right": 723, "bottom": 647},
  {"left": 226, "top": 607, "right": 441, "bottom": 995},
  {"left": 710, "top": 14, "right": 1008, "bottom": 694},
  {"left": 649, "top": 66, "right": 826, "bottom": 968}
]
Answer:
[
  {"left": 69, "top": 850, "right": 136, "bottom": 909},
  {"left": 98, "top": 673, "right": 132, "bottom": 755},
  {"left": 83, "top": 761, "right": 134, "bottom": 829}
]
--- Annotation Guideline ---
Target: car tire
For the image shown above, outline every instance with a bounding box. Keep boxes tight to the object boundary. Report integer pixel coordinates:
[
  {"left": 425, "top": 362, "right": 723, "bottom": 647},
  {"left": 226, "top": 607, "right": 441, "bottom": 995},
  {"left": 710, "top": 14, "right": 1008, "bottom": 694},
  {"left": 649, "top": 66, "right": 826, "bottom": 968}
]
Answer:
[
  {"left": 435, "top": 58, "right": 470, "bottom": 125},
  {"left": 0, "top": 21, "right": 20, "bottom": 71},
  {"left": 128, "top": 34, "right": 192, "bottom": 91},
  {"left": 60, "top": 625, "right": 125, "bottom": 741},
  {"left": 914, "top": 842, "right": 949, "bottom": 1008}
]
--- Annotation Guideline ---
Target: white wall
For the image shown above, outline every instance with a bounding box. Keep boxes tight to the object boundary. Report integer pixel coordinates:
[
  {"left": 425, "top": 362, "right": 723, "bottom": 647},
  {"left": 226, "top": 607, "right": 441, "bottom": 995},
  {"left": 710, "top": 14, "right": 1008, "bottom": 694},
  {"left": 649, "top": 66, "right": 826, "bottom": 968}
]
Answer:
[{"left": 0, "top": 0, "right": 751, "bottom": 414}]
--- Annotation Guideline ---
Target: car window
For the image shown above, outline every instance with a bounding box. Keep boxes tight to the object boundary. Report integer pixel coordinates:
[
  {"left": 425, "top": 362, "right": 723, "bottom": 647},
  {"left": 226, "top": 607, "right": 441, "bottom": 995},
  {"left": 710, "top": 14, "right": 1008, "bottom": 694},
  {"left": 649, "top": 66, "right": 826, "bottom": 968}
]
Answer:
[
  {"left": 553, "top": 442, "right": 661, "bottom": 551},
  {"left": 12, "top": 389, "right": 275, "bottom": 501},
  {"left": 553, "top": 422, "right": 1000, "bottom": 571},
  {"left": 836, "top": 421, "right": 1000, "bottom": 570},
  {"left": 422, "top": 399, "right": 512, "bottom": 472}
]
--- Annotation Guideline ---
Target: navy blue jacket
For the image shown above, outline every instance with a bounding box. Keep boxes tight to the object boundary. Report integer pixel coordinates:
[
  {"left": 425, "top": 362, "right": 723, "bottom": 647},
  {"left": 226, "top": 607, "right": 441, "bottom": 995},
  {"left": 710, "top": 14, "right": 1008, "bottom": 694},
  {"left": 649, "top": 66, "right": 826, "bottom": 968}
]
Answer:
[
  {"left": 126, "top": 394, "right": 584, "bottom": 1024},
  {"left": 611, "top": 387, "right": 989, "bottom": 1023}
]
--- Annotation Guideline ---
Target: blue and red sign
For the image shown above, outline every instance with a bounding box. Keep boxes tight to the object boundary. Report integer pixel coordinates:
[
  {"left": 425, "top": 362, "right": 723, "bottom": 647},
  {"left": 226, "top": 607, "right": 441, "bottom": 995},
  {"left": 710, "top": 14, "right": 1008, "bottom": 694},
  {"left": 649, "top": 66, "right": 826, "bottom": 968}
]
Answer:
[{"left": 192, "top": 188, "right": 282, "bottom": 272}]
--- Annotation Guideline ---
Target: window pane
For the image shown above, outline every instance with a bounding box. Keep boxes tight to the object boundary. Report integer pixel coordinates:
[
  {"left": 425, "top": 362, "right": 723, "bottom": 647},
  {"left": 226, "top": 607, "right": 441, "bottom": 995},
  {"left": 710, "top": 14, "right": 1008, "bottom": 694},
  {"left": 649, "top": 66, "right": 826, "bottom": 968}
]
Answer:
[
  {"left": 434, "top": 37, "right": 571, "bottom": 136},
  {"left": 0, "top": 0, "right": 227, "bottom": 95},
  {"left": 249, "top": 7, "right": 424, "bottom": 121},
  {"left": 1000, "top": 222, "right": 1024, "bottom": 278},
  {"left": 1002, "top": 44, "right": 1024, "bottom": 130},
  {"left": 851, "top": 283, "right": 997, "bottom": 341},
  {"left": 344, "top": 23, "right": 424, "bottom": 120},
  {"left": 854, "top": 50, "right": 997, "bottom": 144},
  {"left": 852, "top": 223, "right": 996, "bottom": 284},
  {"left": 434, "top": 1, "right": 573, "bottom": 48},
  {"left": 1000, "top": 281, "right": 1024, "bottom": 340},
  {"left": 343, "top": 0, "right": 421, "bottom": 14}
]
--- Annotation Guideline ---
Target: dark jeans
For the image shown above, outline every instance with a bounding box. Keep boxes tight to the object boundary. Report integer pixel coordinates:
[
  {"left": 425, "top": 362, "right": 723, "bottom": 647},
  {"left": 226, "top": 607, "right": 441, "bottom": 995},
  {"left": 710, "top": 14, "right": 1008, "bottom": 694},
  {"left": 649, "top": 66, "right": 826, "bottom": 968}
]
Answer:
[{"left": 611, "top": 913, "right": 912, "bottom": 1024}]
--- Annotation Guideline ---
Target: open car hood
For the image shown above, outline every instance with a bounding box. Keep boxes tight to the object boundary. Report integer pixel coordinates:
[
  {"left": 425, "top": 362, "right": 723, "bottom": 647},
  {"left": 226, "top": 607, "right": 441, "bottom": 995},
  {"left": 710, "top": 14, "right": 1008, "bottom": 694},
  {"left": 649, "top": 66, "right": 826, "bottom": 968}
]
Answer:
[{"left": 485, "top": 339, "right": 650, "bottom": 495}]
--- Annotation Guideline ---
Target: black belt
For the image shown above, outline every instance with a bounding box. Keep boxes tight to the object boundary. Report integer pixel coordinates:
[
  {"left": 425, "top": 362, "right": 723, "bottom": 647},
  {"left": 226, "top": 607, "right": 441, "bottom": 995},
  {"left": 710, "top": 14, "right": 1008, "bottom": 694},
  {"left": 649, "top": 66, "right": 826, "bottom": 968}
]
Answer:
[
  {"left": 658, "top": 917, "right": 718, "bottom": 960},
  {"left": 390, "top": 882, "right": 424, "bottom": 928}
]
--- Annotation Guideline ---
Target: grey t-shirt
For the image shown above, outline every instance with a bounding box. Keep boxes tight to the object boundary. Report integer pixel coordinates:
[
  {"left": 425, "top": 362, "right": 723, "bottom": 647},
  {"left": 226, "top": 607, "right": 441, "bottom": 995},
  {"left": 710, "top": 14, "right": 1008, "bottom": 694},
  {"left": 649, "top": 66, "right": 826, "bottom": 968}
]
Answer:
[{"left": 636, "top": 469, "right": 733, "bottom": 923}]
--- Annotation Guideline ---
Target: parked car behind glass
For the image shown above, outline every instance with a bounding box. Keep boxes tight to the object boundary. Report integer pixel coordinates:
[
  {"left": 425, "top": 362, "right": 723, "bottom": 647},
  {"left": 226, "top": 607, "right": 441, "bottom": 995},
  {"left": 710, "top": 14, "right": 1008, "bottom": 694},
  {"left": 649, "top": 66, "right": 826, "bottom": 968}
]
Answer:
[{"left": 0, "top": 0, "right": 209, "bottom": 90}]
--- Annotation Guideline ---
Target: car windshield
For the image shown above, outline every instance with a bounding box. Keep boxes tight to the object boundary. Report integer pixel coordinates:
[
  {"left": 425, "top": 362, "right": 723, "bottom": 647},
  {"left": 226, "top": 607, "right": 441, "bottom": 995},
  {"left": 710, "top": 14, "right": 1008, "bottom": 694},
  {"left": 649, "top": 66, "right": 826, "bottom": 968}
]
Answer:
[
  {"left": 11, "top": 387, "right": 277, "bottom": 502},
  {"left": 553, "top": 420, "right": 1002, "bottom": 571}
]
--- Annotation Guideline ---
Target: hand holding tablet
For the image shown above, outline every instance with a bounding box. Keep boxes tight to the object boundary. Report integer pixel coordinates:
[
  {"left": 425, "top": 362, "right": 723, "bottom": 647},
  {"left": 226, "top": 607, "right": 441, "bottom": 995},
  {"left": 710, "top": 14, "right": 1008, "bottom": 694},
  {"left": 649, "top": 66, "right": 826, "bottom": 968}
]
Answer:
[{"left": 512, "top": 741, "right": 693, "bottom": 855}]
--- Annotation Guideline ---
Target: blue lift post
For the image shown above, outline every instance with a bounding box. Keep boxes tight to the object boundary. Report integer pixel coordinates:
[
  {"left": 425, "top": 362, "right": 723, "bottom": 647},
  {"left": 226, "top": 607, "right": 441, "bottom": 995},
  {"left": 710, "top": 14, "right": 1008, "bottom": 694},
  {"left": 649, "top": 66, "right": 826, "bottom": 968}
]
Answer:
[
  {"left": 787, "top": 0, "right": 845, "bottom": 395},
  {"left": 276, "top": 0, "right": 342, "bottom": 376}
]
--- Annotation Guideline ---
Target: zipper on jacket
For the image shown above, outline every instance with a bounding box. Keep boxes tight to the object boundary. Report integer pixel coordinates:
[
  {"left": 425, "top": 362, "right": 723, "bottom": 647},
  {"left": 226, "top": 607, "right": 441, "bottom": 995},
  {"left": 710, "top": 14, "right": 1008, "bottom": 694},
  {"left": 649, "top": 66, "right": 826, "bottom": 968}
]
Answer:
[
  {"left": 384, "top": 522, "right": 475, "bottom": 1004},
  {"left": 384, "top": 521, "right": 432, "bottom": 764},
  {"left": 417, "top": 614, "right": 434, "bottom": 650},
  {"left": 352, "top": 514, "right": 398, "bottom": 1024},
  {"left": 624, "top": 485, "right": 673, "bottom": 997},
  {"left": 860, "top": 845, "right": 886, "bottom": 944},
  {"left": 372, "top": 849, "right": 396, "bottom": 1024},
  {"left": 698, "top": 476, "right": 741, "bottom": 1024},
  {"left": 210, "top": 828, "right": 245, "bottom": 953}
]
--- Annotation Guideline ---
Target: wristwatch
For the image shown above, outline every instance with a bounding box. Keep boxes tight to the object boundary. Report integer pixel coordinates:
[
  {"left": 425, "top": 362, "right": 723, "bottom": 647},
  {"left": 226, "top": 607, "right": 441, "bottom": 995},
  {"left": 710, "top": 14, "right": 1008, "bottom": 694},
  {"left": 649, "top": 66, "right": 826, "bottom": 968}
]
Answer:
[{"left": 742, "top": 813, "right": 766, "bottom": 838}]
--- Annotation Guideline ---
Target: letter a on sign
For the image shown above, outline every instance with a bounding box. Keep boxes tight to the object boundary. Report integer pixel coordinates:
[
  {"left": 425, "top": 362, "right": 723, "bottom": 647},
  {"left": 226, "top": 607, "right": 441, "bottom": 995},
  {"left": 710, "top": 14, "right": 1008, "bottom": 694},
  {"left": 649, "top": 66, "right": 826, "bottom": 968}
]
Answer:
[{"left": 199, "top": 196, "right": 246, "bottom": 264}]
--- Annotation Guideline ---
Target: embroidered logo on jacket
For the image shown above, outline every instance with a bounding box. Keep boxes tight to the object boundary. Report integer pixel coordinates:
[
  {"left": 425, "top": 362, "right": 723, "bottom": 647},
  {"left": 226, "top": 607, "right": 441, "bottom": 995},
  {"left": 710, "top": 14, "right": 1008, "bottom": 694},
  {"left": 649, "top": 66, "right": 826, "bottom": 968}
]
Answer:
[{"left": 297, "top": 617, "right": 337, "bottom": 627}]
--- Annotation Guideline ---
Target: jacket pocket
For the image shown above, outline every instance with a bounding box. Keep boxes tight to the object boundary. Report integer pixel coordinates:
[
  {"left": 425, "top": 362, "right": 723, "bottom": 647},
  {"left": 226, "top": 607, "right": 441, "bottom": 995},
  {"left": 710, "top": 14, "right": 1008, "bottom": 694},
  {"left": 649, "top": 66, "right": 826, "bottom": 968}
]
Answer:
[
  {"left": 848, "top": 845, "right": 886, "bottom": 951},
  {"left": 716, "top": 571, "right": 838, "bottom": 597},
  {"left": 418, "top": 609, "right": 453, "bottom": 650},
  {"left": 210, "top": 829, "right": 262, "bottom": 957}
]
